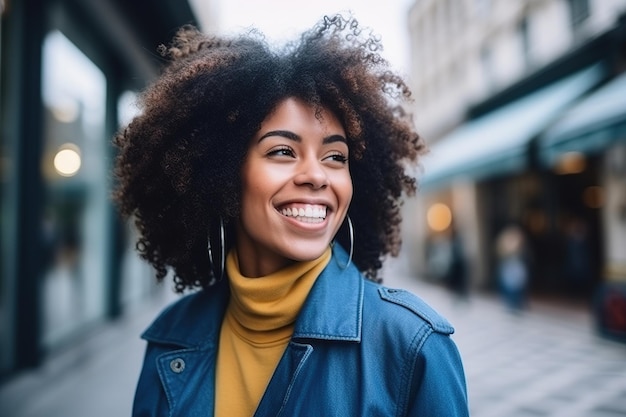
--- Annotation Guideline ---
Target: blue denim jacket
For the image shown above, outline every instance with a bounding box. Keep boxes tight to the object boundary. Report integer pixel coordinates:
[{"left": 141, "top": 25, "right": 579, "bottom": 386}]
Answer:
[{"left": 133, "top": 247, "right": 469, "bottom": 416}]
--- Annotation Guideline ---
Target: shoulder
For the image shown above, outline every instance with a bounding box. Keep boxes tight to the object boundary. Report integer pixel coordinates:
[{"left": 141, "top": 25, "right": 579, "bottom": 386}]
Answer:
[
  {"left": 362, "top": 279, "right": 455, "bottom": 336},
  {"left": 357, "top": 278, "right": 467, "bottom": 411},
  {"left": 329, "top": 245, "right": 454, "bottom": 336}
]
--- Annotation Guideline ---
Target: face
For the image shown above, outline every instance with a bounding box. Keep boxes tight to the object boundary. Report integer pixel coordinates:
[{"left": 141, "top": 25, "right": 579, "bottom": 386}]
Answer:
[{"left": 237, "top": 97, "right": 353, "bottom": 277}]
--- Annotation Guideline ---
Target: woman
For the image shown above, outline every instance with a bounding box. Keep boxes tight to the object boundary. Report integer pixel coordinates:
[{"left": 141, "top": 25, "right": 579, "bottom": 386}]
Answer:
[{"left": 114, "top": 14, "right": 468, "bottom": 417}]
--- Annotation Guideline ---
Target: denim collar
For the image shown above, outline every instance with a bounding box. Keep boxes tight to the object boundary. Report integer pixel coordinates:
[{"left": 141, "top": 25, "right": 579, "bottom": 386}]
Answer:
[
  {"left": 292, "top": 244, "right": 363, "bottom": 342},
  {"left": 141, "top": 244, "right": 363, "bottom": 348}
]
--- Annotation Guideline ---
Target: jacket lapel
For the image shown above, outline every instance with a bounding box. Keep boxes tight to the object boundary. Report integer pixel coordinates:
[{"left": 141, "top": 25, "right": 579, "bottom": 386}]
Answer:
[
  {"left": 253, "top": 342, "right": 314, "bottom": 417},
  {"left": 156, "top": 348, "right": 218, "bottom": 416},
  {"left": 254, "top": 245, "right": 364, "bottom": 416},
  {"left": 293, "top": 244, "right": 364, "bottom": 342},
  {"left": 142, "top": 281, "right": 230, "bottom": 417}
]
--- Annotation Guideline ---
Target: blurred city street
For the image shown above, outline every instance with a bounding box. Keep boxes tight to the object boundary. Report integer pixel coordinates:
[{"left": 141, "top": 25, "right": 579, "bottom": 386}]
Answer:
[
  {"left": 1, "top": 271, "right": 625, "bottom": 417},
  {"left": 0, "top": 290, "right": 175, "bottom": 417},
  {"left": 4, "top": 2, "right": 626, "bottom": 416},
  {"left": 385, "top": 273, "right": 626, "bottom": 417}
]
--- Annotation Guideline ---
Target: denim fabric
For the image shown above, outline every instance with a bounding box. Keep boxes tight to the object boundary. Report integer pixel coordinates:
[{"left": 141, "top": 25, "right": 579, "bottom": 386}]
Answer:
[{"left": 132, "top": 246, "right": 469, "bottom": 417}]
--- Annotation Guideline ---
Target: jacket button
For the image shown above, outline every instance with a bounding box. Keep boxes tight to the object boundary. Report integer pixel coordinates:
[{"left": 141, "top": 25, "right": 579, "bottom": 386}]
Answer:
[{"left": 170, "top": 358, "right": 185, "bottom": 373}]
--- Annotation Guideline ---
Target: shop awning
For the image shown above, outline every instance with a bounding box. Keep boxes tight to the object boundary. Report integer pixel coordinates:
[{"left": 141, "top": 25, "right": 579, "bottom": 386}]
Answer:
[
  {"left": 419, "top": 64, "right": 604, "bottom": 190},
  {"left": 539, "top": 71, "right": 626, "bottom": 166}
]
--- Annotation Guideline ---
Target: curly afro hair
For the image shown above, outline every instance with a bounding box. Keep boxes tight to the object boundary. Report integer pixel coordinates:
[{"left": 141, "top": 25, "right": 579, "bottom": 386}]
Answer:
[{"left": 113, "top": 13, "right": 426, "bottom": 293}]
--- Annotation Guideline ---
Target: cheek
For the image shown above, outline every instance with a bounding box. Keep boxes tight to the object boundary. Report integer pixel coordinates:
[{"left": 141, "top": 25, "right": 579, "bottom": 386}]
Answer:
[
  {"left": 333, "top": 176, "right": 353, "bottom": 216},
  {"left": 344, "top": 183, "right": 353, "bottom": 205},
  {"left": 240, "top": 161, "right": 265, "bottom": 199},
  {"left": 341, "top": 172, "right": 354, "bottom": 202},
  {"left": 240, "top": 169, "right": 280, "bottom": 218},
  {"left": 240, "top": 181, "right": 264, "bottom": 214},
  {"left": 239, "top": 174, "right": 257, "bottom": 218}
]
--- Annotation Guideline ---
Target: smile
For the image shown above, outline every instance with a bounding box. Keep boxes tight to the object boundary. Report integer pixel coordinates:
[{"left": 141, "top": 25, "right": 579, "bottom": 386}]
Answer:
[{"left": 279, "top": 204, "right": 327, "bottom": 223}]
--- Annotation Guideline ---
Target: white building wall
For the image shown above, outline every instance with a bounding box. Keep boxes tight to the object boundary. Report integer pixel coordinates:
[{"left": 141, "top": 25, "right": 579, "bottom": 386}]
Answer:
[
  {"left": 585, "top": 0, "right": 626, "bottom": 37},
  {"left": 489, "top": 24, "right": 526, "bottom": 87},
  {"left": 528, "top": 1, "right": 572, "bottom": 67},
  {"left": 408, "top": 0, "right": 626, "bottom": 142}
]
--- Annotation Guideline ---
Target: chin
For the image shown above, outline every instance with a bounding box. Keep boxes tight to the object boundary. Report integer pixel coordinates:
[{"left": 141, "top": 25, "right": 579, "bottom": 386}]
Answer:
[{"left": 284, "top": 243, "right": 330, "bottom": 262}]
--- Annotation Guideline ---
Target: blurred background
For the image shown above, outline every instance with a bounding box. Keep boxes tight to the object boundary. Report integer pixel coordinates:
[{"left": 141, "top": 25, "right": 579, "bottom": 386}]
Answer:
[{"left": 1, "top": 0, "right": 626, "bottom": 416}]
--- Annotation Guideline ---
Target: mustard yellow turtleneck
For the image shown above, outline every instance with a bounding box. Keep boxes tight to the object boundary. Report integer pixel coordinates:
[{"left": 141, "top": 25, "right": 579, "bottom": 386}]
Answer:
[{"left": 214, "top": 247, "right": 331, "bottom": 417}]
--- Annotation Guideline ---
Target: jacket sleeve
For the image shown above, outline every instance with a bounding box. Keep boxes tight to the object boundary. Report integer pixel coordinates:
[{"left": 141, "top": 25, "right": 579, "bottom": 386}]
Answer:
[{"left": 406, "top": 331, "right": 469, "bottom": 417}]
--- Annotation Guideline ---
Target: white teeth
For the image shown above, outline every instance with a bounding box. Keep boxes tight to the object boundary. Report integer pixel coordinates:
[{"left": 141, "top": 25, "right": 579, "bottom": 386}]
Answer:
[{"left": 280, "top": 204, "right": 327, "bottom": 222}]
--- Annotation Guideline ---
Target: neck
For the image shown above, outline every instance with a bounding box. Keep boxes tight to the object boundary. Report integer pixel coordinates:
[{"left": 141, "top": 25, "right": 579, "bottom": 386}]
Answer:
[{"left": 236, "top": 250, "right": 295, "bottom": 278}]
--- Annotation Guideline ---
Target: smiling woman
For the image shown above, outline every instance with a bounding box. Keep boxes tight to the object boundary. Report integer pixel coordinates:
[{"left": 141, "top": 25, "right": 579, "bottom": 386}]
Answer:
[
  {"left": 113, "top": 13, "right": 469, "bottom": 417},
  {"left": 238, "top": 98, "right": 353, "bottom": 277}
]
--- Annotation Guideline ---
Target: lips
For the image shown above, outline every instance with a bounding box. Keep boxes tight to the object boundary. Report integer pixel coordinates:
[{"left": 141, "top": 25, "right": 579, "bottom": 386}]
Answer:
[{"left": 278, "top": 203, "right": 327, "bottom": 223}]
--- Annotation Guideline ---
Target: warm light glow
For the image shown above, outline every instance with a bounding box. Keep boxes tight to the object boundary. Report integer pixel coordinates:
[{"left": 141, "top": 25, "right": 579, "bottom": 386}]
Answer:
[
  {"left": 427, "top": 203, "right": 452, "bottom": 232},
  {"left": 53, "top": 144, "right": 81, "bottom": 177},
  {"left": 555, "top": 151, "right": 586, "bottom": 175},
  {"left": 583, "top": 186, "right": 604, "bottom": 209}
]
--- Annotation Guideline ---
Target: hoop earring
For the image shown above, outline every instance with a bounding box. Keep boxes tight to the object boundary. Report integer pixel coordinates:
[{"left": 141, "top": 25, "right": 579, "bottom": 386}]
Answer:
[
  {"left": 334, "top": 215, "right": 354, "bottom": 270},
  {"left": 207, "top": 217, "right": 225, "bottom": 283}
]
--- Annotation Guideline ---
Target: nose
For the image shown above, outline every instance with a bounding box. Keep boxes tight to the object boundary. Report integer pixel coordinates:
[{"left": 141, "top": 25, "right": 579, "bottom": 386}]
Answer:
[{"left": 294, "top": 157, "right": 329, "bottom": 189}]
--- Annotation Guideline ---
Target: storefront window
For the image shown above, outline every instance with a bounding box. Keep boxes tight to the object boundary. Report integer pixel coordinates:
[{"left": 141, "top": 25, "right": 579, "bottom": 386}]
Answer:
[{"left": 40, "top": 31, "right": 108, "bottom": 348}]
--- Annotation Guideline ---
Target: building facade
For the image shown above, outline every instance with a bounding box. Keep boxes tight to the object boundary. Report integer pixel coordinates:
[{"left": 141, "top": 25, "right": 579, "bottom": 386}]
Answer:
[
  {"left": 0, "top": 0, "right": 213, "bottom": 377},
  {"left": 404, "top": 0, "right": 626, "bottom": 318}
]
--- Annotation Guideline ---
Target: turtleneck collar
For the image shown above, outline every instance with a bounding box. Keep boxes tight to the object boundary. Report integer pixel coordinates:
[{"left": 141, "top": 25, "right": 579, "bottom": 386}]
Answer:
[{"left": 225, "top": 247, "right": 332, "bottom": 339}]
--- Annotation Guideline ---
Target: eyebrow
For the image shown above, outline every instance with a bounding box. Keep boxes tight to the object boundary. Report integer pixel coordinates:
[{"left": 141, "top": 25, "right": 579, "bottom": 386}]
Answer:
[{"left": 258, "top": 130, "right": 347, "bottom": 145}]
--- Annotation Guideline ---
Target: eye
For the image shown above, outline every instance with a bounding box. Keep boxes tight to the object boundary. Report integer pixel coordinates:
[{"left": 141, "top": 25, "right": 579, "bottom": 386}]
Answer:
[
  {"left": 325, "top": 152, "right": 348, "bottom": 164},
  {"left": 267, "top": 145, "right": 295, "bottom": 158}
]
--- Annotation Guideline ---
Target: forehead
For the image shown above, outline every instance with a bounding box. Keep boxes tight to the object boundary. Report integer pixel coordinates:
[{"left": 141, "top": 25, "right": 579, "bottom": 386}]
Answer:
[{"left": 258, "top": 98, "right": 344, "bottom": 134}]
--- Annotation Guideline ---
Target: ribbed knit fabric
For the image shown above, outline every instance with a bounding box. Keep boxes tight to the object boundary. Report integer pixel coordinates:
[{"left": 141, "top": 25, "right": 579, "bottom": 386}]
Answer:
[{"left": 214, "top": 247, "right": 331, "bottom": 417}]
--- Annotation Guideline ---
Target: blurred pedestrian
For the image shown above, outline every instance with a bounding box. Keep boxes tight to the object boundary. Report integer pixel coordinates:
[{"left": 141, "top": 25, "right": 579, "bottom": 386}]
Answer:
[
  {"left": 445, "top": 227, "right": 469, "bottom": 303},
  {"left": 495, "top": 224, "right": 530, "bottom": 312},
  {"left": 425, "top": 233, "right": 453, "bottom": 281},
  {"left": 113, "top": 14, "right": 469, "bottom": 417},
  {"left": 563, "top": 216, "right": 593, "bottom": 297}
]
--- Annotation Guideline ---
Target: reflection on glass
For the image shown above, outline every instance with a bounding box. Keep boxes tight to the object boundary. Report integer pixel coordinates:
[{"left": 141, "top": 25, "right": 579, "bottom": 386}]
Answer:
[{"left": 41, "top": 30, "right": 107, "bottom": 348}]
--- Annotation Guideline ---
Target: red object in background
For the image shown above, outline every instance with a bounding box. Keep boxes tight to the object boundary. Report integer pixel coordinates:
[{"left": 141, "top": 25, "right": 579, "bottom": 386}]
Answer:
[{"left": 595, "top": 283, "right": 626, "bottom": 342}]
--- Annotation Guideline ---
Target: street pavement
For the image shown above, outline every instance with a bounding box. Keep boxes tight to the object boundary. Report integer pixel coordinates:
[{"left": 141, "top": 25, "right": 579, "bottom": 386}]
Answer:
[
  {"left": 0, "top": 289, "right": 177, "bottom": 417},
  {"left": 1, "top": 272, "right": 626, "bottom": 417},
  {"left": 384, "top": 274, "right": 626, "bottom": 417}
]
